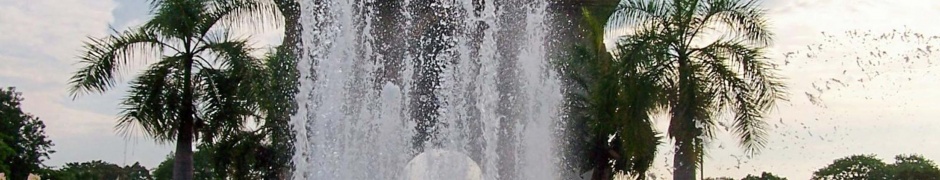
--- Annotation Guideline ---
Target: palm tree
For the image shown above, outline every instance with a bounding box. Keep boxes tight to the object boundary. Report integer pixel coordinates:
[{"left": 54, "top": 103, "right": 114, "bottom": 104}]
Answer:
[
  {"left": 611, "top": 0, "right": 787, "bottom": 179},
  {"left": 181, "top": 0, "right": 297, "bottom": 178},
  {"left": 68, "top": 0, "right": 274, "bottom": 179},
  {"left": 559, "top": 2, "right": 664, "bottom": 180}
]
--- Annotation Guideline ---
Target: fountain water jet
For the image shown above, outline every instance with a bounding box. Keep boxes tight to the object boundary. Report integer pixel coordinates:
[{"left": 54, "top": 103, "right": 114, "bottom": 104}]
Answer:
[{"left": 291, "top": 0, "right": 564, "bottom": 179}]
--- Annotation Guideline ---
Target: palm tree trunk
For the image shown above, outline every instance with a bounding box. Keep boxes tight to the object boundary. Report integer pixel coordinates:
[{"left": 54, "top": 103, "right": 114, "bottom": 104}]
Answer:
[
  {"left": 590, "top": 133, "right": 613, "bottom": 180},
  {"left": 673, "top": 56, "right": 698, "bottom": 180},
  {"left": 673, "top": 134, "right": 696, "bottom": 180},
  {"left": 174, "top": 54, "right": 196, "bottom": 180}
]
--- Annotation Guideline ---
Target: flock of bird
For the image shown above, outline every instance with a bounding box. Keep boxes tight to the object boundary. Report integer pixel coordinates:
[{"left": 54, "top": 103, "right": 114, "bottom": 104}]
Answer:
[{"left": 648, "top": 28, "right": 940, "bottom": 179}]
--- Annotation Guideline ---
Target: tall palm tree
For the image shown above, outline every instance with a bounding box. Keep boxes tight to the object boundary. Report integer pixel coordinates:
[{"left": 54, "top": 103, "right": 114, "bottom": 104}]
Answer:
[
  {"left": 611, "top": 0, "right": 786, "bottom": 179},
  {"left": 69, "top": 0, "right": 274, "bottom": 179}
]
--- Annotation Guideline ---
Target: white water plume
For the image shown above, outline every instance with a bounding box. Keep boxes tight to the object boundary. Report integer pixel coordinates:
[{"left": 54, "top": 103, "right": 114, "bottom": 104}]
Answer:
[{"left": 291, "top": 0, "right": 564, "bottom": 179}]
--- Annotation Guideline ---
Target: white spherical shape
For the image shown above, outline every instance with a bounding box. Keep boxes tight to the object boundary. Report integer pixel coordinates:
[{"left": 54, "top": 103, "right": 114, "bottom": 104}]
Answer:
[{"left": 403, "top": 149, "right": 482, "bottom": 180}]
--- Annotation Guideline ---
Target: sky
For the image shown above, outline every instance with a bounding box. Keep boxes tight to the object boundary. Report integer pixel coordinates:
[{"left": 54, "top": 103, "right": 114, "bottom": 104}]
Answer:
[{"left": 1, "top": 0, "right": 940, "bottom": 179}]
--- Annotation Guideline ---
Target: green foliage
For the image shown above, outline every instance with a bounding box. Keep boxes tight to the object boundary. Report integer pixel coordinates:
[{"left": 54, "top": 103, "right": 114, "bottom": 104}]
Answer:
[
  {"left": 255, "top": 49, "right": 298, "bottom": 179},
  {"left": 153, "top": 151, "right": 214, "bottom": 180},
  {"left": 189, "top": 48, "right": 297, "bottom": 180},
  {"left": 812, "top": 154, "right": 890, "bottom": 180},
  {"left": 705, "top": 177, "right": 735, "bottom": 180},
  {"left": 0, "top": 87, "right": 55, "bottom": 180},
  {"left": 155, "top": 134, "right": 285, "bottom": 180},
  {"left": 811, "top": 154, "right": 940, "bottom": 180},
  {"left": 40, "top": 160, "right": 152, "bottom": 180},
  {"left": 124, "top": 162, "right": 152, "bottom": 180},
  {"left": 203, "top": 131, "right": 266, "bottom": 179},
  {"left": 888, "top": 154, "right": 940, "bottom": 180},
  {"left": 742, "top": 172, "right": 787, "bottom": 180}
]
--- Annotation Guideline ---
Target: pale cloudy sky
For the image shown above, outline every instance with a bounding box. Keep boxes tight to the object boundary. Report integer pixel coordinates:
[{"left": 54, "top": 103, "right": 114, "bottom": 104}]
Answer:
[
  {"left": 0, "top": 0, "right": 167, "bottom": 167},
  {"left": 1, "top": 0, "right": 940, "bottom": 179}
]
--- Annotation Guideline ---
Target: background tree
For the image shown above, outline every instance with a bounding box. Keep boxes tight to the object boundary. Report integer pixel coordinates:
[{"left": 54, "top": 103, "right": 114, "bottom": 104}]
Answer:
[
  {"left": 41, "top": 160, "right": 152, "bottom": 180},
  {"left": 266, "top": 2, "right": 303, "bottom": 178},
  {"left": 153, "top": 151, "right": 214, "bottom": 180},
  {"left": 255, "top": 49, "right": 298, "bottom": 179},
  {"left": 68, "top": 0, "right": 275, "bottom": 179},
  {"left": 611, "top": 0, "right": 786, "bottom": 179},
  {"left": 887, "top": 154, "right": 940, "bottom": 180},
  {"left": 742, "top": 172, "right": 787, "bottom": 180},
  {"left": 0, "top": 87, "right": 55, "bottom": 180},
  {"left": 202, "top": 131, "right": 270, "bottom": 179},
  {"left": 124, "top": 162, "right": 153, "bottom": 180},
  {"left": 812, "top": 154, "right": 890, "bottom": 180},
  {"left": 59, "top": 160, "right": 124, "bottom": 180},
  {"left": 704, "top": 177, "right": 735, "bottom": 180},
  {"left": 813, "top": 154, "right": 940, "bottom": 180}
]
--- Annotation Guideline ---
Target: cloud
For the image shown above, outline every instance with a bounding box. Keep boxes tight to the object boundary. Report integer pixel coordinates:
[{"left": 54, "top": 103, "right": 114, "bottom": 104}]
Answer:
[
  {"left": 0, "top": 0, "right": 117, "bottom": 127},
  {"left": 0, "top": 0, "right": 175, "bottom": 167}
]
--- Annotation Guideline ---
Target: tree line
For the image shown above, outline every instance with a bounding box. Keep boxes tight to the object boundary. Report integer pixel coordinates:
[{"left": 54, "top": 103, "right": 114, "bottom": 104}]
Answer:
[{"left": 704, "top": 154, "right": 940, "bottom": 180}]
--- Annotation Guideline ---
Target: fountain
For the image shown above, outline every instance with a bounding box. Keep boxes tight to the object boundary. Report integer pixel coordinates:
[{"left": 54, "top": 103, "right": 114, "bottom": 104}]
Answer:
[{"left": 291, "top": 0, "right": 565, "bottom": 179}]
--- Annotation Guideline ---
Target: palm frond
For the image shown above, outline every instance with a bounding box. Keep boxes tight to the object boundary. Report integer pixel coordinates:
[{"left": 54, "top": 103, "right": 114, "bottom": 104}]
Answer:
[
  {"left": 117, "top": 56, "right": 185, "bottom": 143},
  {"left": 195, "top": 68, "right": 254, "bottom": 143},
  {"left": 610, "top": 0, "right": 672, "bottom": 32},
  {"left": 695, "top": 40, "right": 787, "bottom": 109},
  {"left": 193, "top": 35, "right": 265, "bottom": 143},
  {"left": 200, "top": 0, "right": 280, "bottom": 36},
  {"left": 144, "top": 0, "right": 165, "bottom": 10},
  {"left": 692, "top": 39, "right": 786, "bottom": 154},
  {"left": 144, "top": 0, "right": 205, "bottom": 39},
  {"left": 69, "top": 28, "right": 169, "bottom": 98},
  {"left": 198, "top": 32, "right": 260, "bottom": 73},
  {"left": 697, "top": 0, "right": 772, "bottom": 46}
]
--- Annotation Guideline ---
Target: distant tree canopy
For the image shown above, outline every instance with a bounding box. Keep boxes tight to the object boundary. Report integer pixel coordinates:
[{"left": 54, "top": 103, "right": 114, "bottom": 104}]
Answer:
[
  {"left": 812, "top": 154, "right": 940, "bottom": 180},
  {"left": 154, "top": 139, "right": 283, "bottom": 180},
  {"left": 704, "top": 171, "right": 787, "bottom": 180},
  {"left": 153, "top": 150, "right": 214, "bottom": 180},
  {"left": 742, "top": 172, "right": 788, "bottom": 180},
  {"left": 0, "top": 87, "right": 54, "bottom": 180},
  {"left": 705, "top": 177, "right": 736, "bottom": 180},
  {"left": 40, "top": 160, "right": 152, "bottom": 180},
  {"left": 888, "top": 154, "right": 940, "bottom": 180}
]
